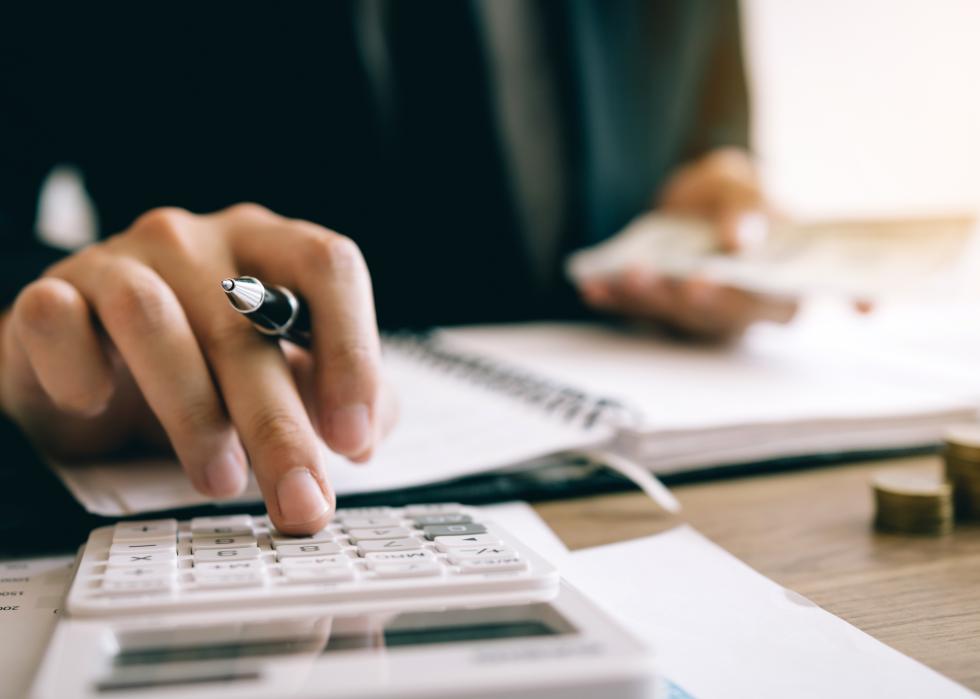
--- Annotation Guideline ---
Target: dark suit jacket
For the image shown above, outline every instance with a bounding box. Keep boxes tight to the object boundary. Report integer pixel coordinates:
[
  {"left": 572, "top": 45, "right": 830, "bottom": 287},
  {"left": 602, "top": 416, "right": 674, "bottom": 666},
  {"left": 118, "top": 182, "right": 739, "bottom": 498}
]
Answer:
[{"left": 0, "top": 0, "right": 748, "bottom": 328}]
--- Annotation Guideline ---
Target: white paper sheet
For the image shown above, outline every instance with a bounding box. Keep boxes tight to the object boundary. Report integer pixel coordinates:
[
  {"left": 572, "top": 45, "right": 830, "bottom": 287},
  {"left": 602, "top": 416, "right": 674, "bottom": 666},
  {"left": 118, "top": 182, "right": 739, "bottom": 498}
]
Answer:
[
  {"left": 563, "top": 526, "right": 977, "bottom": 699},
  {"left": 0, "top": 555, "right": 75, "bottom": 699}
]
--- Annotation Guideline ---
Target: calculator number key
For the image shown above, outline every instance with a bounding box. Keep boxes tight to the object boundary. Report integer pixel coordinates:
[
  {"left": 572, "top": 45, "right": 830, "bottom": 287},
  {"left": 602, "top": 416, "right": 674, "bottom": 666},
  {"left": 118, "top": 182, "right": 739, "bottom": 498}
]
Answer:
[
  {"left": 190, "top": 515, "right": 254, "bottom": 536},
  {"left": 193, "top": 546, "right": 261, "bottom": 563},
  {"left": 270, "top": 529, "right": 335, "bottom": 546},
  {"left": 356, "top": 539, "right": 423, "bottom": 554},
  {"left": 347, "top": 527, "right": 413, "bottom": 542},
  {"left": 275, "top": 543, "right": 342, "bottom": 559},
  {"left": 191, "top": 534, "right": 258, "bottom": 551}
]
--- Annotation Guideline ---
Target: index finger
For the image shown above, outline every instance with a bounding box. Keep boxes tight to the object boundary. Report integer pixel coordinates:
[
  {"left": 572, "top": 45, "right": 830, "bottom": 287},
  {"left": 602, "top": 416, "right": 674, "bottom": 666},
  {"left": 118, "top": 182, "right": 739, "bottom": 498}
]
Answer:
[{"left": 227, "top": 210, "right": 382, "bottom": 461}]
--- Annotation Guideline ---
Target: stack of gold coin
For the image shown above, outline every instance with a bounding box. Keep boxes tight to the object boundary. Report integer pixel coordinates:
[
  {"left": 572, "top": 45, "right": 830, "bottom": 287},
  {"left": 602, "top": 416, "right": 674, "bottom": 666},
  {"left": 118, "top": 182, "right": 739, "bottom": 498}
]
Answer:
[
  {"left": 872, "top": 470, "right": 953, "bottom": 536},
  {"left": 944, "top": 423, "right": 980, "bottom": 520}
]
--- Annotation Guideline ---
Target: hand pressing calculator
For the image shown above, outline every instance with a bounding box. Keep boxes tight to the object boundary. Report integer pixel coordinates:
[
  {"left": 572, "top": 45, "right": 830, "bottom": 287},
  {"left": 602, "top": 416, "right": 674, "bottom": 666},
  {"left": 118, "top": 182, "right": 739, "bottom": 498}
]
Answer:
[{"left": 32, "top": 504, "right": 656, "bottom": 699}]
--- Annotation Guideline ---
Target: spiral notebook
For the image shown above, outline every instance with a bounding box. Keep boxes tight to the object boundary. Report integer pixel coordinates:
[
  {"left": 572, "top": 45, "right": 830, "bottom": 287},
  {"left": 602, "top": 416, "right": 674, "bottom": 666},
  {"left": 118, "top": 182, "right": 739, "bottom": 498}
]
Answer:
[{"left": 52, "top": 315, "right": 979, "bottom": 517}]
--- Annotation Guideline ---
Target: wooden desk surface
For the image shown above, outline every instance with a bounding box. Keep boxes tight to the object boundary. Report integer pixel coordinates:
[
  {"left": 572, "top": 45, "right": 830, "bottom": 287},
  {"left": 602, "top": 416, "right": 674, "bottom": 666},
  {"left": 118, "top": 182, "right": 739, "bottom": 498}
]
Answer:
[{"left": 533, "top": 455, "right": 980, "bottom": 692}]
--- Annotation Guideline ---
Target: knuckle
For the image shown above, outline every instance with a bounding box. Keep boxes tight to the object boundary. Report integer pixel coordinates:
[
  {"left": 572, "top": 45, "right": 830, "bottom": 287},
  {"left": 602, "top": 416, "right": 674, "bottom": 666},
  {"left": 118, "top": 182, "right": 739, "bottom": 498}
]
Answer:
[
  {"left": 303, "top": 232, "right": 365, "bottom": 276},
  {"left": 224, "top": 202, "right": 277, "bottom": 221},
  {"left": 246, "top": 407, "right": 311, "bottom": 462},
  {"left": 199, "top": 316, "right": 255, "bottom": 356},
  {"left": 324, "top": 342, "right": 378, "bottom": 375},
  {"left": 13, "top": 279, "right": 80, "bottom": 333},
  {"left": 172, "top": 394, "right": 224, "bottom": 437},
  {"left": 101, "top": 265, "right": 175, "bottom": 331},
  {"left": 132, "top": 206, "right": 191, "bottom": 232},
  {"left": 129, "top": 207, "right": 194, "bottom": 252}
]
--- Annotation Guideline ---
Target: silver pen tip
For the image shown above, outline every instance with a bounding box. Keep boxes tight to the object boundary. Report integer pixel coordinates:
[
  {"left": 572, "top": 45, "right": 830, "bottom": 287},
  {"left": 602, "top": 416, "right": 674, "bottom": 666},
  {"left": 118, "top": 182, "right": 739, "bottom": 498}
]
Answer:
[{"left": 221, "top": 279, "right": 235, "bottom": 292}]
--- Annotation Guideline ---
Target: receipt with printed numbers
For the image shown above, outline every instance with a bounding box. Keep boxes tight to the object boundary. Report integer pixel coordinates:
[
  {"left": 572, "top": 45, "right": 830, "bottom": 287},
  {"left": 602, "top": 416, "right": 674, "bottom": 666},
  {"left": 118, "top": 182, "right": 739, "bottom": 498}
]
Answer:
[
  {"left": 566, "top": 213, "right": 980, "bottom": 300},
  {"left": 0, "top": 555, "right": 75, "bottom": 698}
]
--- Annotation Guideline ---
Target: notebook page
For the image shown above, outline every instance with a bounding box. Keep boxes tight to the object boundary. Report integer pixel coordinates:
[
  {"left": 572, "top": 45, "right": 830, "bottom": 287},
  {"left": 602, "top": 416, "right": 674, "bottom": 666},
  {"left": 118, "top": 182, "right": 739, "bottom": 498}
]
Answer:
[
  {"left": 439, "top": 311, "right": 979, "bottom": 435},
  {"left": 51, "top": 340, "right": 611, "bottom": 517},
  {"left": 329, "top": 346, "right": 612, "bottom": 494}
]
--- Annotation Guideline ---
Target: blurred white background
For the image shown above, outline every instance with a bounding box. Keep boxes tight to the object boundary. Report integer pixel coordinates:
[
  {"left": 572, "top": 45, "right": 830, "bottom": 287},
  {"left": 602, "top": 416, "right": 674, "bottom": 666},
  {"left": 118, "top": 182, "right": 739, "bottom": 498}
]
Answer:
[{"left": 744, "top": 0, "right": 980, "bottom": 220}]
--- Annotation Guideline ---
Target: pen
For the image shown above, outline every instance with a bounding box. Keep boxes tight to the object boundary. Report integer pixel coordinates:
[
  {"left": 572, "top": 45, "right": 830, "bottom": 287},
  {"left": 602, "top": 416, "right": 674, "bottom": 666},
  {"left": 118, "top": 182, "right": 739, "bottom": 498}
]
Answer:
[{"left": 221, "top": 276, "right": 312, "bottom": 348}]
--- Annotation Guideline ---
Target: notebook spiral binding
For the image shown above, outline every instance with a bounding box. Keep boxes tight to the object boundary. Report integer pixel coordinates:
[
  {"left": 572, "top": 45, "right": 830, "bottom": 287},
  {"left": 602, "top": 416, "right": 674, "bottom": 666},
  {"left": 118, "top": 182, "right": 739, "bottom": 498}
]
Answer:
[{"left": 385, "top": 333, "right": 633, "bottom": 429}]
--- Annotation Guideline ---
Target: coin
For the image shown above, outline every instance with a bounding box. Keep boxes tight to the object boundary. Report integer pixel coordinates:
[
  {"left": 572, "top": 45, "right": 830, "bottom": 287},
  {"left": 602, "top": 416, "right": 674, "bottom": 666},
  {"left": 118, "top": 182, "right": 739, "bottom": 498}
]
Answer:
[
  {"left": 872, "top": 470, "right": 953, "bottom": 536},
  {"left": 944, "top": 423, "right": 980, "bottom": 520}
]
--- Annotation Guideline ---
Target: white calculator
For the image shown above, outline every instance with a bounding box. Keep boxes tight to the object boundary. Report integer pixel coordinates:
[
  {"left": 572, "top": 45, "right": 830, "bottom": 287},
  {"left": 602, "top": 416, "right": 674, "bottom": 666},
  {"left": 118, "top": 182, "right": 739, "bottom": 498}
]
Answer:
[
  {"left": 64, "top": 503, "right": 558, "bottom": 617},
  {"left": 32, "top": 504, "right": 657, "bottom": 699}
]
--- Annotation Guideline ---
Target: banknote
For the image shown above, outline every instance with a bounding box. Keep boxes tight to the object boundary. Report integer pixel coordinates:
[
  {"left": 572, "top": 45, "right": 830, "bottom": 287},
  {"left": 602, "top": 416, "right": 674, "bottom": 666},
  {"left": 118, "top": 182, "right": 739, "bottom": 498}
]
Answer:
[{"left": 566, "top": 213, "right": 979, "bottom": 299}]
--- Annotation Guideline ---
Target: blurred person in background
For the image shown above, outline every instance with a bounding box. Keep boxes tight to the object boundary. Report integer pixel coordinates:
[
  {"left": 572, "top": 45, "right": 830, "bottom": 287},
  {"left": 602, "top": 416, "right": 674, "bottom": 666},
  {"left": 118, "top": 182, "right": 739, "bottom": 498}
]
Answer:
[{"left": 0, "top": 1, "right": 788, "bottom": 533}]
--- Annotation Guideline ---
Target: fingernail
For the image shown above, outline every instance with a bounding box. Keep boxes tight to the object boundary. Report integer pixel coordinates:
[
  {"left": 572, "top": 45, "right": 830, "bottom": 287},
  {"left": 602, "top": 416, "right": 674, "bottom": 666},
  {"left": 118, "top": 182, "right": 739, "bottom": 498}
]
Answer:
[
  {"left": 330, "top": 403, "right": 371, "bottom": 456},
  {"left": 205, "top": 450, "right": 247, "bottom": 498},
  {"left": 276, "top": 468, "right": 329, "bottom": 526}
]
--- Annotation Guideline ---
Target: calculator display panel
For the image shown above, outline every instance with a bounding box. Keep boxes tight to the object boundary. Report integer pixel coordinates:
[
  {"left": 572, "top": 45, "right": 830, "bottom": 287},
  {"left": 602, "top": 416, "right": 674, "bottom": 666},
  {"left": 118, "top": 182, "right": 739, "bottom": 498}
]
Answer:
[{"left": 102, "top": 603, "right": 577, "bottom": 693}]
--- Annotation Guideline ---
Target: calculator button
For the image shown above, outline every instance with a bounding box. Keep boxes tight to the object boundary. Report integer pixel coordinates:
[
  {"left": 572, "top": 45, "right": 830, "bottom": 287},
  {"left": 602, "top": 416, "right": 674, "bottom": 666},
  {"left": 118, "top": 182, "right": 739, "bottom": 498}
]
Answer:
[
  {"left": 340, "top": 517, "right": 401, "bottom": 530},
  {"left": 275, "top": 543, "right": 343, "bottom": 559},
  {"left": 191, "top": 534, "right": 258, "bottom": 551},
  {"left": 447, "top": 547, "right": 516, "bottom": 562},
  {"left": 190, "top": 515, "right": 253, "bottom": 536},
  {"left": 109, "top": 541, "right": 177, "bottom": 556},
  {"left": 434, "top": 534, "right": 501, "bottom": 550},
  {"left": 404, "top": 504, "right": 463, "bottom": 517},
  {"left": 411, "top": 514, "right": 472, "bottom": 527},
  {"left": 283, "top": 566, "right": 355, "bottom": 583},
  {"left": 363, "top": 550, "right": 435, "bottom": 563},
  {"left": 193, "top": 560, "right": 262, "bottom": 573},
  {"left": 269, "top": 529, "right": 335, "bottom": 546},
  {"left": 280, "top": 555, "right": 350, "bottom": 569},
  {"left": 370, "top": 561, "right": 441, "bottom": 579},
  {"left": 356, "top": 539, "right": 423, "bottom": 554},
  {"left": 346, "top": 527, "right": 413, "bottom": 542},
  {"left": 102, "top": 577, "right": 174, "bottom": 594},
  {"left": 335, "top": 507, "right": 393, "bottom": 520},
  {"left": 456, "top": 556, "right": 527, "bottom": 574},
  {"left": 113, "top": 519, "right": 177, "bottom": 541},
  {"left": 193, "top": 571, "right": 265, "bottom": 588},
  {"left": 108, "top": 551, "right": 177, "bottom": 566},
  {"left": 422, "top": 523, "right": 487, "bottom": 540},
  {"left": 105, "top": 566, "right": 175, "bottom": 580},
  {"left": 192, "top": 546, "right": 261, "bottom": 563}
]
